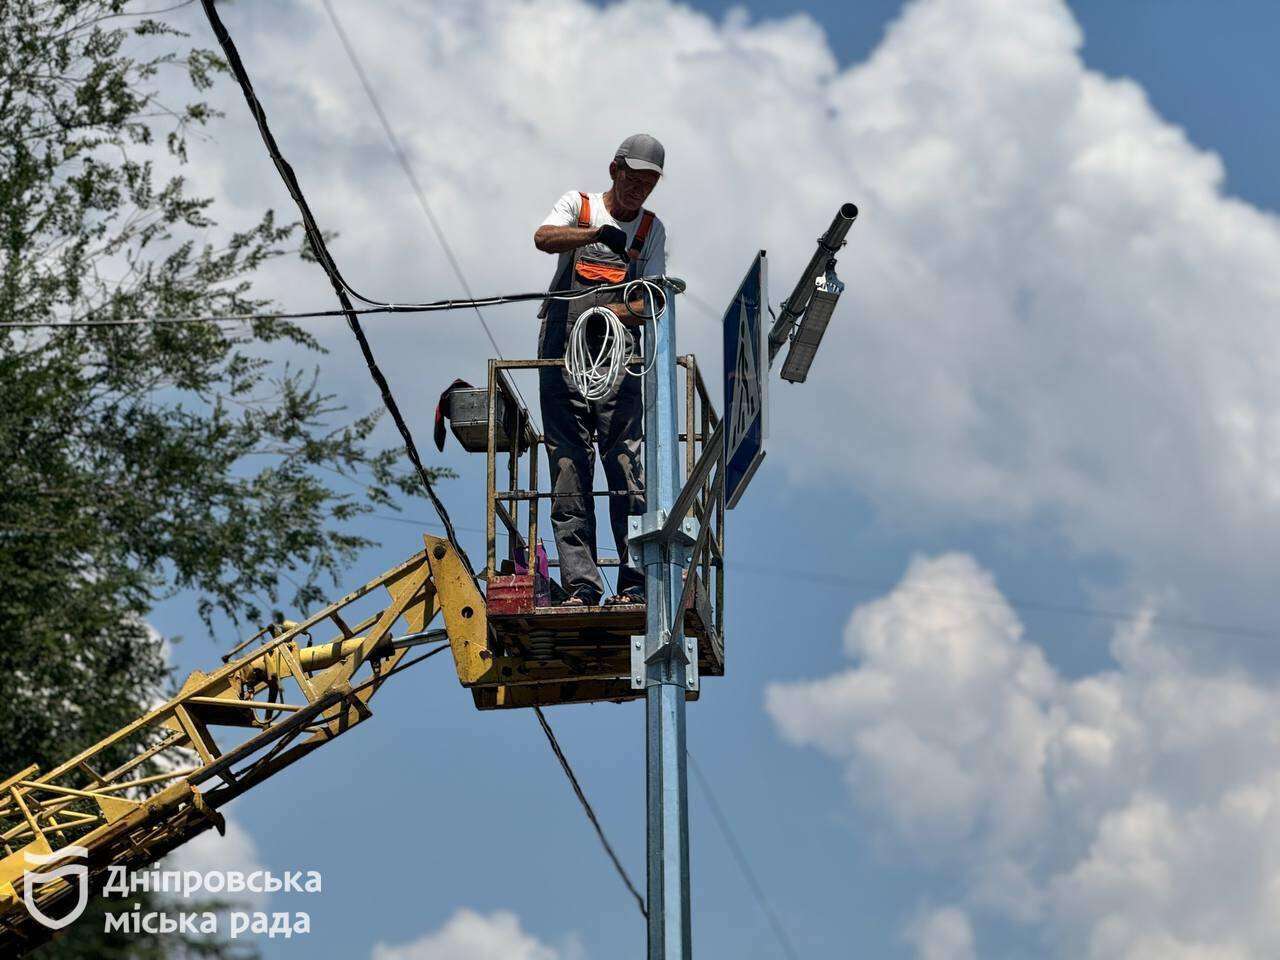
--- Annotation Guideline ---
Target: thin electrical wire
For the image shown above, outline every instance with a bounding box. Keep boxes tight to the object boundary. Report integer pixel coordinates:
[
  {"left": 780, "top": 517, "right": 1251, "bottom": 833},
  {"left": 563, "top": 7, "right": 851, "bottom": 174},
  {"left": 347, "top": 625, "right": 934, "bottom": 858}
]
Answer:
[
  {"left": 533, "top": 706, "right": 648, "bottom": 919},
  {"left": 316, "top": 0, "right": 541, "bottom": 431},
  {"left": 348, "top": 641, "right": 449, "bottom": 694},
  {"left": 728, "top": 561, "right": 1278, "bottom": 643},
  {"left": 683, "top": 287, "right": 722, "bottom": 320},
  {"left": 688, "top": 751, "right": 801, "bottom": 960},
  {"left": 0, "top": 280, "right": 667, "bottom": 330},
  {"left": 0, "top": 306, "right": 382, "bottom": 330},
  {"left": 360, "top": 511, "right": 1274, "bottom": 643}
]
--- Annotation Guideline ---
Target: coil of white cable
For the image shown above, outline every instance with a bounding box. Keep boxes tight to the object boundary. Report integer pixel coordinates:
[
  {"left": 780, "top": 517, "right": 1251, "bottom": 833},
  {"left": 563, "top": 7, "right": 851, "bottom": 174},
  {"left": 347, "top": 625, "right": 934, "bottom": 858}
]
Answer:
[{"left": 563, "top": 279, "right": 666, "bottom": 401}]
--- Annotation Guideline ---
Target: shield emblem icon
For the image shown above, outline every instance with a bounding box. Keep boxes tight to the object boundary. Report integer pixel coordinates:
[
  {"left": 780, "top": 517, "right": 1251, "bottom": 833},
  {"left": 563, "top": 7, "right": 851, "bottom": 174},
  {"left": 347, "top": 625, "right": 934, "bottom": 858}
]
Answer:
[{"left": 23, "top": 845, "right": 90, "bottom": 931}]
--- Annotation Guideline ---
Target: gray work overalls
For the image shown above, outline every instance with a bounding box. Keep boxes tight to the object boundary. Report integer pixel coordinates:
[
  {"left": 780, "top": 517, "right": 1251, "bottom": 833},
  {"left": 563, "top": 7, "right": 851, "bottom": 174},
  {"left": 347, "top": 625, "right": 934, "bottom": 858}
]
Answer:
[{"left": 537, "top": 193, "right": 655, "bottom": 603}]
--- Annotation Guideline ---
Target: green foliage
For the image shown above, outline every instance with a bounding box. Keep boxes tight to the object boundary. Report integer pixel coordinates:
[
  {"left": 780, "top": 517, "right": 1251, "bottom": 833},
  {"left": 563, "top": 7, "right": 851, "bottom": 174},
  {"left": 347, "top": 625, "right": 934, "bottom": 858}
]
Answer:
[{"left": 0, "top": 2, "right": 444, "bottom": 955}]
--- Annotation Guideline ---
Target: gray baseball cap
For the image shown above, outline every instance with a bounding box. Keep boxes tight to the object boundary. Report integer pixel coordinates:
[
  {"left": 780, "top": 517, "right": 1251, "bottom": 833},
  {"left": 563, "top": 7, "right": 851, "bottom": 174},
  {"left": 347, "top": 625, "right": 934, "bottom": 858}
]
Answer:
[{"left": 615, "top": 133, "right": 665, "bottom": 174}]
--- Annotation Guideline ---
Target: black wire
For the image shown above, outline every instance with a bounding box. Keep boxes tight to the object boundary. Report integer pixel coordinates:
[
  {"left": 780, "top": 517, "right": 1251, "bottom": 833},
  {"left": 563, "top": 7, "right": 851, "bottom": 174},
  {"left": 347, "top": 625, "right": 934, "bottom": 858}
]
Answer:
[
  {"left": 726, "top": 562, "right": 1280, "bottom": 643},
  {"left": 349, "top": 641, "right": 450, "bottom": 693},
  {"left": 534, "top": 706, "right": 648, "bottom": 919},
  {"left": 0, "top": 306, "right": 380, "bottom": 330},
  {"left": 0, "top": 281, "right": 668, "bottom": 330},
  {"left": 361, "top": 508, "right": 1277, "bottom": 645},
  {"left": 200, "top": 0, "right": 471, "bottom": 569},
  {"left": 684, "top": 288, "right": 722, "bottom": 321},
  {"left": 688, "top": 751, "right": 800, "bottom": 960}
]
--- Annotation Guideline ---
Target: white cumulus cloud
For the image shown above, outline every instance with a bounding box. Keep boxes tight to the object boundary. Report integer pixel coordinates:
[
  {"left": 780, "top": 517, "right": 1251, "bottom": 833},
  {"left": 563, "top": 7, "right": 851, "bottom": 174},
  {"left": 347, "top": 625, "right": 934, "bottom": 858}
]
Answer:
[
  {"left": 767, "top": 553, "right": 1280, "bottom": 958},
  {"left": 164, "top": 811, "right": 271, "bottom": 908},
  {"left": 371, "top": 908, "right": 570, "bottom": 960}
]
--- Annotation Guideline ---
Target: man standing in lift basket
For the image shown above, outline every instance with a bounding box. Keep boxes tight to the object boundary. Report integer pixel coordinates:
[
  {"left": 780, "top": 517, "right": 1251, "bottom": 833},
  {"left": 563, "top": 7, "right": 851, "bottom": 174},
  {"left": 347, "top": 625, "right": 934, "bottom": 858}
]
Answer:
[{"left": 533, "top": 133, "right": 668, "bottom": 607}]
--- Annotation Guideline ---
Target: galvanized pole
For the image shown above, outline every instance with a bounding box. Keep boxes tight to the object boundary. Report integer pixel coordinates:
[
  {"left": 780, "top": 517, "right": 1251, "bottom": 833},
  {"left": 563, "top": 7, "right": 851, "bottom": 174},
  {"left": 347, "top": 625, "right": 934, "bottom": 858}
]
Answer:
[{"left": 631, "top": 284, "right": 695, "bottom": 959}]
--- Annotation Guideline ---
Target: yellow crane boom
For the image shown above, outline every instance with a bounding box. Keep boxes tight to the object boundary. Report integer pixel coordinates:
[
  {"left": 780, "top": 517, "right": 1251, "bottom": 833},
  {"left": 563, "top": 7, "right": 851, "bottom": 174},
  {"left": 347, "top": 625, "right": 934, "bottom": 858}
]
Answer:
[
  {"left": 0, "top": 534, "right": 479, "bottom": 955},
  {"left": 0, "top": 454, "right": 723, "bottom": 955}
]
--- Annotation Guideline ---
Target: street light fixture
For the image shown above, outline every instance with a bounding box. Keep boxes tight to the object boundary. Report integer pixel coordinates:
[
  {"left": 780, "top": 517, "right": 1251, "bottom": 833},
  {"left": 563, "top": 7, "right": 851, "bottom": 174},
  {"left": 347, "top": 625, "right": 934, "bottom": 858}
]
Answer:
[
  {"left": 768, "top": 202, "right": 857, "bottom": 383},
  {"left": 779, "top": 260, "right": 845, "bottom": 384}
]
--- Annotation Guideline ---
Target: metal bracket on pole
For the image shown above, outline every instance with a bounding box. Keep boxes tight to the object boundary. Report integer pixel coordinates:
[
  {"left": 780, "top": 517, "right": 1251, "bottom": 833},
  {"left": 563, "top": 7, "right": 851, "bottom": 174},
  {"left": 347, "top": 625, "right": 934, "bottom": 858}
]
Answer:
[
  {"left": 630, "top": 627, "right": 699, "bottom": 693},
  {"left": 628, "top": 513, "right": 699, "bottom": 693},
  {"left": 629, "top": 512, "right": 698, "bottom": 550},
  {"left": 628, "top": 510, "right": 699, "bottom": 693}
]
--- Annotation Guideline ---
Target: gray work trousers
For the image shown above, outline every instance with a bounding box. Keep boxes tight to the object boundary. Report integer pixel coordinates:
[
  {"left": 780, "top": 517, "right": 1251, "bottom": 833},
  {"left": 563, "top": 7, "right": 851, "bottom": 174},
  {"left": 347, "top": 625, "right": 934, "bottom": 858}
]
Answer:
[{"left": 538, "top": 315, "right": 646, "bottom": 602}]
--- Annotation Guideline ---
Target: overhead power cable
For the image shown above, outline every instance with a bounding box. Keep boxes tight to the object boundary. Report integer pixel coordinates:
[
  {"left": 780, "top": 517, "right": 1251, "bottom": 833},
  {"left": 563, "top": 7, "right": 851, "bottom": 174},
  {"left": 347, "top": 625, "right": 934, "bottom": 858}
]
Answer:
[
  {"left": 688, "top": 751, "right": 800, "bottom": 960},
  {"left": 0, "top": 279, "right": 670, "bottom": 331},
  {"left": 364, "top": 509, "right": 1275, "bottom": 644},
  {"left": 0, "top": 305, "right": 391, "bottom": 330},
  {"left": 727, "top": 561, "right": 1278, "bottom": 643},
  {"left": 683, "top": 288, "right": 722, "bottom": 321},
  {"left": 534, "top": 706, "right": 648, "bottom": 919}
]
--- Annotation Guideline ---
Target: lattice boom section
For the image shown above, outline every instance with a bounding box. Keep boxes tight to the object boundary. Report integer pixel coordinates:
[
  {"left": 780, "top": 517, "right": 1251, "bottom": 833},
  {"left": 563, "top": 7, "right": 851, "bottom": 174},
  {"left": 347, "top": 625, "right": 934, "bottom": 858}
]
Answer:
[{"left": 0, "top": 537, "right": 472, "bottom": 955}]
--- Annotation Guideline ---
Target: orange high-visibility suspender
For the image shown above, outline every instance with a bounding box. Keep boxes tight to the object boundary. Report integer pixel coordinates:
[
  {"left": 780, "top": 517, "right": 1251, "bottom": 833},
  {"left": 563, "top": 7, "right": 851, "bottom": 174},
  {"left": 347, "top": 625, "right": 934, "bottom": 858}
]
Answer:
[
  {"left": 628, "top": 210, "right": 655, "bottom": 260},
  {"left": 577, "top": 192, "right": 592, "bottom": 228}
]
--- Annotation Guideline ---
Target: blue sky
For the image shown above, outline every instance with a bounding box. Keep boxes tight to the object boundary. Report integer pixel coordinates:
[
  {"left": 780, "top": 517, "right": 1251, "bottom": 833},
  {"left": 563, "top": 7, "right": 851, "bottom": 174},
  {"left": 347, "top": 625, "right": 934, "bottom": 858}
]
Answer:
[{"left": 135, "top": 1, "right": 1280, "bottom": 958}]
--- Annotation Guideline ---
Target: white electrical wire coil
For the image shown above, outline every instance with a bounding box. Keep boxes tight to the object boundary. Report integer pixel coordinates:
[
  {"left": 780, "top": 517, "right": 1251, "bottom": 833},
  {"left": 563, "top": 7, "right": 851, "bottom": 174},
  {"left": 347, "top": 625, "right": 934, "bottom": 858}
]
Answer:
[{"left": 564, "top": 279, "right": 667, "bottom": 401}]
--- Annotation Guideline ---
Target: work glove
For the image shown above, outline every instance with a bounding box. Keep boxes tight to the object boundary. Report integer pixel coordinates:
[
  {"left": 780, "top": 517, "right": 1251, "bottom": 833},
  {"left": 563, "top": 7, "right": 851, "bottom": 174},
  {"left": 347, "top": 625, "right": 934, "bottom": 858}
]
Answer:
[{"left": 595, "top": 224, "right": 629, "bottom": 260}]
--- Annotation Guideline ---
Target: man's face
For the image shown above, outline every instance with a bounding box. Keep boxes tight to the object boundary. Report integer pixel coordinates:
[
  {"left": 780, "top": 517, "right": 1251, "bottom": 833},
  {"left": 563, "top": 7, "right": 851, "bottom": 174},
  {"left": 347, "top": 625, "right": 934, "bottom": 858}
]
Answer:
[{"left": 611, "top": 161, "right": 661, "bottom": 211}]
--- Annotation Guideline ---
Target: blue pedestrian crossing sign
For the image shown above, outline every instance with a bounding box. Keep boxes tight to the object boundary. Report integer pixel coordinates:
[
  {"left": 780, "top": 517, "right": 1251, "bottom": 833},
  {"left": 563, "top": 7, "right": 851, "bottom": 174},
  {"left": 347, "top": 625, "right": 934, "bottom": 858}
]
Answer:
[{"left": 723, "top": 251, "right": 768, "bottom": 509}]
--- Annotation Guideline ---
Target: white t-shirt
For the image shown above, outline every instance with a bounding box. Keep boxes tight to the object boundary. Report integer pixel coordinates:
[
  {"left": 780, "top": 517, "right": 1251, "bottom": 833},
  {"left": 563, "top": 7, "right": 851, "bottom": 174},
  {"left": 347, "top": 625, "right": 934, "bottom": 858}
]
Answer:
[{"left": 540, "top": 190, "right": 668, "bottom": 285}]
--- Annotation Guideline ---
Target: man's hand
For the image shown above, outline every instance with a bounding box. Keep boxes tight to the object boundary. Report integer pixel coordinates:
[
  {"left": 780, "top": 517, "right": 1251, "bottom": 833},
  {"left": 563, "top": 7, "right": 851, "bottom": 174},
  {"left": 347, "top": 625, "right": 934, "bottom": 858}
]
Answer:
[{"left": 596, "top": 224, "right": 630, "bottom": 260}]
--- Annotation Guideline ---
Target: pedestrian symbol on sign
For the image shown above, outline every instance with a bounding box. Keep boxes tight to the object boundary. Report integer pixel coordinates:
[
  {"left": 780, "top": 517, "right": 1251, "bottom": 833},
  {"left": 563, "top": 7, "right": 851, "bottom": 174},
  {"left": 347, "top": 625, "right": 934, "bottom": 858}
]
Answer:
[{"left": 728, "top": 300, "right": 761, "bottom": 457}]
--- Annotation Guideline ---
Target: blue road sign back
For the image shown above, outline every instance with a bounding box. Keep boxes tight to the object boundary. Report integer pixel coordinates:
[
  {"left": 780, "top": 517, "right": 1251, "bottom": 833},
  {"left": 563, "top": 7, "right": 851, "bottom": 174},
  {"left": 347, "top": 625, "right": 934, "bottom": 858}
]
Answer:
[{"left": 723, "top": 251, "right": 768, "bottom": 509}]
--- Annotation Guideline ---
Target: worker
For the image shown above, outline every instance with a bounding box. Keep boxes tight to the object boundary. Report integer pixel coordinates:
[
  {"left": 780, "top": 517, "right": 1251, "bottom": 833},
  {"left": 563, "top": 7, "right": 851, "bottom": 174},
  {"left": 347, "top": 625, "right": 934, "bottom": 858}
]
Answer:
[{"left": 533, "top": 134, "right": 668, "bottom": 606}]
